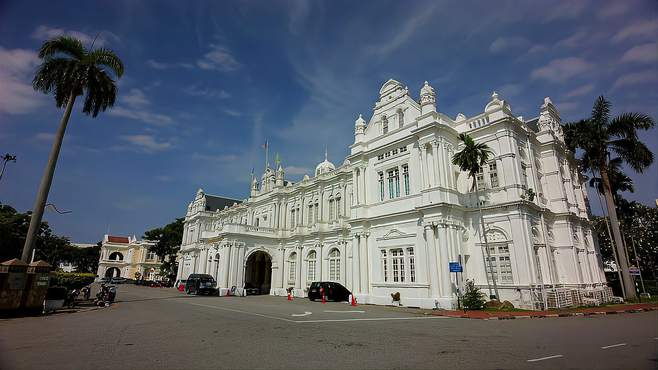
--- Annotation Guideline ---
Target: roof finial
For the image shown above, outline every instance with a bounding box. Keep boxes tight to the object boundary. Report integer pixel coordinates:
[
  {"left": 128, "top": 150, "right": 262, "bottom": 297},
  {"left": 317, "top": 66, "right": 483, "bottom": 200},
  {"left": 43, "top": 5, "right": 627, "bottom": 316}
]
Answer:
[
  {"left": 324, "top": 145, "right": 328, "bottom": 161},
  {"left": 492, "top": 91, "right": 499, "bottom": 99}
]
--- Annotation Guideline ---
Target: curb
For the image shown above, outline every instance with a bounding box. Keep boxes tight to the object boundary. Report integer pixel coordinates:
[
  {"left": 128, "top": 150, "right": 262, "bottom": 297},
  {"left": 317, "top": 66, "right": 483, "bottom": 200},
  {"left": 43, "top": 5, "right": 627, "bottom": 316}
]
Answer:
[{"left": 431, "top": 305, "right": 658, "bottom": 320}]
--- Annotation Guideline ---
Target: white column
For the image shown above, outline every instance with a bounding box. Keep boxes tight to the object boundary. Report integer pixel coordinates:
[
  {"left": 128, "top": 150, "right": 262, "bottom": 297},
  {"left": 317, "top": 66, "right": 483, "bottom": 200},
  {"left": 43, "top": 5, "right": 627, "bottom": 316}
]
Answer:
[
  {"left": 425, "top": 225, "right": 440, "bottom": 299},
  {"left": 359, "top": 234, "right": 368, "bottom": 294},
  {"left": 427, "top": 145, "right": 434, "bottom": 187},
  {"left": 437, "top": 225, "right": 451, "bottom": 297},
  {"left": 296, "top": 246, "right": 302, "bottom": 289},
  {"left": 223, "top": 244, "right": 232, "bottom": 288},
  {"left": 352, "top": 236, "right": 361, "bottom": 293}
]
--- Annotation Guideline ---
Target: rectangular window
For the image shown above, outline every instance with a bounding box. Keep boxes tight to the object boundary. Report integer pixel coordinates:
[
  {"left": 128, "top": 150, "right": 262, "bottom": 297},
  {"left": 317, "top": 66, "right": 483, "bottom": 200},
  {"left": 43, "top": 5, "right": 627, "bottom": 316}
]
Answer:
[
  {"left": 290, "top": 210, "right": 295, "bottom": 227},
  {"left": 289, "top": 261, "right": 296, "bottom": 283},
  {"left": 394, "top": 168, "right": 400, "bottom": 198},
  {"left": 391, "top": 249, "right": 405, "bottom": 282},
  {"left": 385, "top": 151, "right": 391, "bottom": 158},
  {"left": 308, "top": 205, "right": 314, "bottom": 225},
  {"left": 381, "top": 250, "right": 388, "bottom": 282},
  {"left": 407, "top": 247, "right": 415, "bottom": 283},
  {"left": 146, "top": 251, "right": 157, "bottom": 261},
  {"left": 378, "top": 172, "right": 385, "bottom": 201},
  {"left": 335, "top": 197, "right": 341, "bottom": 218},
  {"left": 329, "top": 258, "right": 340, "bottom": 281},
  {"left": 388, "top": 170, "right": 395, "bottom": 199},
  {"left": 399, "top": 146, "right": 407, "bottom": 153},
  {"left": 476, "top": 167, "right": 486, "bottom": 190},
  {"left": 329, "top": 199, "right": 335, "bottom": 220},
  {"left": 377, "top": 154, "right": 384, "bottom": 160},
  {"left": 392, "top": 148, "right": 398, "bottom": 155},
  {"left": 307, "top": 260, "right": 316, "bottom": 283},
  {"left": 489, "top": 162, "right": 499, "bottom": 187},
  {"left": 402, "top": 164, "right": 409, "bottom": 195},
  {"left": 486, "top": 244, "right": 513, "bottom": 284},
  {"left": 522, "top": 166, "right": 528, "bottom": 187}
]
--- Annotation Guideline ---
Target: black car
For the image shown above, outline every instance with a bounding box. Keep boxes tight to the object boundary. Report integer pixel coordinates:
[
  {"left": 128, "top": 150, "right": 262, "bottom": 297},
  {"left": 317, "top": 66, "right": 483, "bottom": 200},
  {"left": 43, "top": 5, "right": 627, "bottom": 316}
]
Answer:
[
  {"left": 308, "top": 281, "right": 351, "bottom": 302},
  {"left": 185, "top": 274, "right": 219, "bottom": 295},
  {"left": 243, "top": 283, "right": 260, "bottom": 296}
]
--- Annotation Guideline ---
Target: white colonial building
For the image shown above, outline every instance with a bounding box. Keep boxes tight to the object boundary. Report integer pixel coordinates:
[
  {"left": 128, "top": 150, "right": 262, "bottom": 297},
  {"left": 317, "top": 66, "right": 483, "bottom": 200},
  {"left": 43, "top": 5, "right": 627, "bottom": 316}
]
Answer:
[{"left": 176, "top": 79, "right": 609, "bottom": 310}]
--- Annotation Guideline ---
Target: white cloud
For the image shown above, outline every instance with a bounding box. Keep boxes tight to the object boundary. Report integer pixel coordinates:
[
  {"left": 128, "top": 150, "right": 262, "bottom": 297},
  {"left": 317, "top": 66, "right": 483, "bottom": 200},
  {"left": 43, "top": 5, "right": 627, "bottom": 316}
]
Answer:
[
  {"left": 489, "top": 37, "right": 529, "bottom": 53},
  {"left": 108, "top": 106, "right": 173, "bottom": 126},
  {"left": 0, "top": 47, "right": 44, "bottom": 115},
  {"left": 284, "top": 166, "right": 311, "bottom": 175},
  {"left": 33, "top": 132, "right": 55, "bottom": 142},
  {"left": 565, "top": 83, "right": 595, "bottom": 98},
  {"left": 597, "top": 2, "right": 632, "bottom": 19},
  {"left": 31, "top": 25, "right": 119, "bottom": 47},
  {"left": 555, "top": 101, "right": 579, "bottom": 113},
  {"left": 621, "top": 43, "right": 658, "bottom": 64},
  {"left": 121, "top": 88, "right": 150, "bottom": 108},
  {"left": 196, "top": 44, "right": 240, "bottom": 72},
  {"left": 542, "top": 2, "right": 588, "bottom": 23},
  {"left": 555, "top": 31, "right": 587, "bottom": 49},
  {"left": 365, "top": 3, "right": 438, "bottom": 57},
  {"left": 222, "top": 108, "right": 241, "bottom": 117},
  {"left": 145, "top": 59, "right": 194, "bottom": 70},
  {"left": 612, "top": 19, "right": 658, "bottom": 43},
  {"left": 183, "top": 85, "right": 231, "bottom": 99},
  {"left": 530, "top": 57, "right": 593, "bottom": 83},
  {"left": 612, "top": 70, "right": 658, "bottom": 89},
  {"left": 117, "top": 134, "right": 173, "bottom": 153}
]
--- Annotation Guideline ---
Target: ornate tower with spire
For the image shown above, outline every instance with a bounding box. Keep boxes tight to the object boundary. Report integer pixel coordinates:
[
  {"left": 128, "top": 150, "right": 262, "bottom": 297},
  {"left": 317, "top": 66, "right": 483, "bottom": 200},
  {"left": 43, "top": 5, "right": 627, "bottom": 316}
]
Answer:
[{"left": 419, "top": 81, "right": 436, "bottom": 115}]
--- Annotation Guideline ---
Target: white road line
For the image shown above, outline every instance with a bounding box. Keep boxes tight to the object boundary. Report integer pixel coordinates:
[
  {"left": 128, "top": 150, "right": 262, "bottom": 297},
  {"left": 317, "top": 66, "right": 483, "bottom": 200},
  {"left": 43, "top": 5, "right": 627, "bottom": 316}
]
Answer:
[
  {"left": 294, "top": 316, "right": 448, "bottom": 323},
  {"left": 601, "top": 343, "right": 626, "bottom": 349},
  {"left": 185, "top": 302, "right": 296, "bottom": 323},
  {"left": 291, "top": 312, "right": 312, "bottom": 317},
  {"left": 323, "top": 310, "right": 365, "bottom": 313},
  {"left": 527, "top": 355, "right": 563, "bottom": 362}
]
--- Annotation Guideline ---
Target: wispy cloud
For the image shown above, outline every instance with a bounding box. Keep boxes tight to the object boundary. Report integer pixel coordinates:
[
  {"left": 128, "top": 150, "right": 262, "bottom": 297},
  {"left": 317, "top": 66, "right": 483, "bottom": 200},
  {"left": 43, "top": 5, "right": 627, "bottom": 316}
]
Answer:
[
  {"left": 183, "top": 85, "right": 231, "bottom": 99},
  {"left": 621, "top": 43, "right": 658, "bottom": 64},
  {"left": 196, "top": 44, "right": 240, "bottom": 72},
  {"left": 0, "top": 46, "right": 44, "bottom": 115},
  {"left": 108, "top": 88, "right": 174, "bottom": 125},
  {"left": 611, "top": 19, "right": 658, "bottom": 43},
  {"left": 489, "top": 37, "right": 529, "bottom": 53},
  {"left": 565, "top": 83, "right": 595, "bottom": 98},
  {"left": 365, "top": 3, "right": 437, "bottom": 57},
  {"left": 145, "top": 59, "right": 194, "bottom": 70},
  {"left": 31, "top": 25, "right": 120, "bottom": 46},
  {"left": 612, "top": 70, "right": 658, "bottom": 89},
  {"left": 542, "top": 1, "right": 589, "bottom": 23},
  {"left": 116, "top": 134, "right": 173, "bottom": 153},
  {"left": 121, "top": 88, "right": 150, "bottom": 108},
  {"left": 530, "top": 57, "right": 593, "bottom": 83},
  {"left": 222, "top": 108, "right": 241, "bottom": 117},
  {"left": 33, "top": 132, "right": 56, "bottom": 142}
]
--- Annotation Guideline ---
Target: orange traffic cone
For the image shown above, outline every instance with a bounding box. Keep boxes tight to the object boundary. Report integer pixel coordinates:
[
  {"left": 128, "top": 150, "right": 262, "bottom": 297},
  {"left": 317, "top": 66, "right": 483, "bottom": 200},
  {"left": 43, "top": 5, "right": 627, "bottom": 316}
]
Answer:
[{"left": 351, "top": 295, "right": 357, "bottom": 306}]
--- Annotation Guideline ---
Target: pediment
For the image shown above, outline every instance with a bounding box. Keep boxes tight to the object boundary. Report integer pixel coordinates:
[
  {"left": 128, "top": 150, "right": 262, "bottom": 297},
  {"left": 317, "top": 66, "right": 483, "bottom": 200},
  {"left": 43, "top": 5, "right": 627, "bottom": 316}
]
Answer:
[{"left": 377, "top": 229, "right": 416, "bottom": 241}]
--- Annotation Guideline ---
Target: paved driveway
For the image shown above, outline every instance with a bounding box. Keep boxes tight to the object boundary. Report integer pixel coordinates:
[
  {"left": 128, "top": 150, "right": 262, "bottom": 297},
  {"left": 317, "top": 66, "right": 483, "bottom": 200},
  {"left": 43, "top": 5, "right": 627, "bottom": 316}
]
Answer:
[{"left": 1, "top": 284, "right": 656, "bottom": 369}]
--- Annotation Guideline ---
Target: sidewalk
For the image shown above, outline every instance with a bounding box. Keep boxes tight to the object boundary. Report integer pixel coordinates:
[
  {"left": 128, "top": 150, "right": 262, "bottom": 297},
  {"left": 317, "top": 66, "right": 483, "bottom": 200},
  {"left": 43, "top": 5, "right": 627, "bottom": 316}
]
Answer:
[{"left": 419, "top": 303, "right": 658, "bottom": 320}]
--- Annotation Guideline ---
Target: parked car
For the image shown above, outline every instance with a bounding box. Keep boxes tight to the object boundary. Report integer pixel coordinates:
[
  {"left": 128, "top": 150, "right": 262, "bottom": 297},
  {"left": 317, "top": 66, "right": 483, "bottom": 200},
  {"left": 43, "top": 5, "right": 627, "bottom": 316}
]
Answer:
[
  {"left": 185, "top": 274, "right": 218, "bottom": 295},
  {"left": 99, "top": 277, "right": 111, "bottom": 284},
  {"left": 308, "top": 281, "right": 351, "bottom": 302},
  {"left": 243, "top": 282, "right": 260, "bottom": 296}
]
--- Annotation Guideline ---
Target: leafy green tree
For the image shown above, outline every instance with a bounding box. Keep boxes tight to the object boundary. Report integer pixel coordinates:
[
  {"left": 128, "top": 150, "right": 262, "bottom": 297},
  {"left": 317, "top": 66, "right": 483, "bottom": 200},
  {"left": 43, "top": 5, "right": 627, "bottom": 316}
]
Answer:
[
  {"left": 143, "top": 218, "right": 184, "bottom": 279},
  {"left": 452, "top": 133, "right": 499, "bottom": 299},
  {"left": 22, "top": 36, "right": 124, "bottom": 262},
  {"left": 462, "top": 280, "right": 486, "bottom": 310},
  {"left": 563, "top": 96, "right": 655, "bottom": 299}
]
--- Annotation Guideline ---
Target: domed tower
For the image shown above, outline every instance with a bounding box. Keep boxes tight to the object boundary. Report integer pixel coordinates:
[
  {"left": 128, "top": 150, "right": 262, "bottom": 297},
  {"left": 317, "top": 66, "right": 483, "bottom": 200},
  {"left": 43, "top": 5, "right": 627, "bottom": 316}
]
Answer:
[
  {"left": 419, "top": 81, "right": 436, "bottom": 115},
  {"left": 354, "top": 114, "right": 366, "bottom": 143},
  {"left": 315, "top": 149, "right": 336, "bottom": 176}
]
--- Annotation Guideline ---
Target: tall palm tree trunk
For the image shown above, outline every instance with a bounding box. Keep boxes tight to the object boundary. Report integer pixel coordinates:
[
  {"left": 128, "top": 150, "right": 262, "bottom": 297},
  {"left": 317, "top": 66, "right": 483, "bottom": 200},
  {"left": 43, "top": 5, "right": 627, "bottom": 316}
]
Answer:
[
  {"left": 21, "top": 93, "right": 77, "bottom": 262},
  {"left": 600, "top": 165, "right": 636, "bottom": 299},
  {"left": 474, "top": 177, "right": 499, "bottom": 299}
]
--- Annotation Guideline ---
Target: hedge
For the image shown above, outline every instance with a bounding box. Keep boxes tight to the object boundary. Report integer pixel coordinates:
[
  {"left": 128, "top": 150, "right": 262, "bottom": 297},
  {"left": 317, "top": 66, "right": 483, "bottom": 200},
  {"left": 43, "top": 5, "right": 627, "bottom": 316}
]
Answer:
[{"left": 50, "top": 272, "right": 96, "bottom": 290}]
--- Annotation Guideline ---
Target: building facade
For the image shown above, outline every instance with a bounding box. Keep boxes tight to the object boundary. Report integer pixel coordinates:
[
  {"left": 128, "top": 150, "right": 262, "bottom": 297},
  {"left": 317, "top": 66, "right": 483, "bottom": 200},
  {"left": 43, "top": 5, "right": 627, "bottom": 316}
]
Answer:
[
  {"left": 97, "top": 235, "right": 161, "bottom": 281},
  {"left": 176, "top": 79, "right": 608, "bottom": 309}
]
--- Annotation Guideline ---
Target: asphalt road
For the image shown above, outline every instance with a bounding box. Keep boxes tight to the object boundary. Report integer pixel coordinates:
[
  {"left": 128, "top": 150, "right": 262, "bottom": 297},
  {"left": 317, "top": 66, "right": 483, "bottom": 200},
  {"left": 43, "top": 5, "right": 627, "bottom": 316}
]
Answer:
[{"left": 1, "top": 284, "right": 656, "bottom": 369}]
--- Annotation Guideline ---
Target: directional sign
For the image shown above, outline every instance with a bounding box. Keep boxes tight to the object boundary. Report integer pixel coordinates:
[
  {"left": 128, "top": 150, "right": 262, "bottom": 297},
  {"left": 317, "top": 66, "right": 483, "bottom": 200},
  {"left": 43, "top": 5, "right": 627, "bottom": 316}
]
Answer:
[{"left": 449, "top": 262, "right": 463, "bottom": 273}]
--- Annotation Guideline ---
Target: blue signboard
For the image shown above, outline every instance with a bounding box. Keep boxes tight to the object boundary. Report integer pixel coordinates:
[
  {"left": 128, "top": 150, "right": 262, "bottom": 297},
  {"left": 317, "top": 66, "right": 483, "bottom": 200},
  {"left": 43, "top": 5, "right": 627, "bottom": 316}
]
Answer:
[{"left": 449, "top": 262, "right": 463, "bottom": 273}]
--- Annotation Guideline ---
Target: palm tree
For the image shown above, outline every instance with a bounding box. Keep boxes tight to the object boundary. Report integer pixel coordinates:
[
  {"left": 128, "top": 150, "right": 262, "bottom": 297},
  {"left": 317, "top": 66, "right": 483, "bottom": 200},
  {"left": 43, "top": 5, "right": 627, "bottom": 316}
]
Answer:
[
  {"left": 563, "top": 96, "right": 654, "bottom": 299},
  {"left": 588, "top": 157, "right": 634, "bottom": 197},
  {"left": 20, "top": 36, "right": 124, "bottom": 262},
  {"left": 452, "top": 133, "right": 499, "bottom": 300}
]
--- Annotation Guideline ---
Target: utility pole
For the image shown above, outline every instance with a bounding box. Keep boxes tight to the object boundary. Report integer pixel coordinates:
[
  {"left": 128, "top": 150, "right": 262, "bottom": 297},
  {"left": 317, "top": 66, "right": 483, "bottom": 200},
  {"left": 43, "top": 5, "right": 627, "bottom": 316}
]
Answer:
[{"left": 0, "top": 153, "right": 17, "bottom": 182}]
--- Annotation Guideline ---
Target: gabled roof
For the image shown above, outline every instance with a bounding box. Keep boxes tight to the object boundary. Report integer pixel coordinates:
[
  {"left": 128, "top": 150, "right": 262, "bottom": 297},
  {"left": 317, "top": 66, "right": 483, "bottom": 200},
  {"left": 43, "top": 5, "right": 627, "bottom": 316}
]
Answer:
[{"left": 205, "top": 195, "right": 241, "bottom": 212}]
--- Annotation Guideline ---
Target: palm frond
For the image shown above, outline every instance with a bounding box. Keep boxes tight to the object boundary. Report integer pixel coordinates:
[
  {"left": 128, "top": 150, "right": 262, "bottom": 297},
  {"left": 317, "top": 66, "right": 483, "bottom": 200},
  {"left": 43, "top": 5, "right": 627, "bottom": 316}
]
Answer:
[
  {"left": 85, "top": 48, "right": 125, "bottom": 78},
  {"left": 608, "top": 112, "right": 655, "bottom": 139},
  {"left": 38, "top": 36, "right": 86, "bottom": 61},
  {"left": 591, "top": 95, "right": 611, "bottom": 127},
  {"left": 609, "top": 138, "right": 654, "bottom": 172}
]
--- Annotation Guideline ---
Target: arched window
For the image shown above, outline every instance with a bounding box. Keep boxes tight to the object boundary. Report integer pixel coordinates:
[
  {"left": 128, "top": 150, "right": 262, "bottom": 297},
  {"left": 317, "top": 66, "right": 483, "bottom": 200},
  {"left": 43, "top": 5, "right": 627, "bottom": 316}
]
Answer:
[
  {"left": 289, "top": 252, "right": 297, "bottom": 283},
  {"left": 335, "top": 195, "right": 341, "bottom": 218},
  {"left": 307, "top": 251, "right": 317, "bottom": 284},
  {"left": 397, "top": 109, "right": 404, "bottom": 128},
  {"left": 382, "top": 115, "right": 389, "bottom": 134},
  {"left": 328, "top": 249, "right": 340, "bottom": 281},
  {"left": 328, "top": 197, "right": 335, "bottom": 220},
  {"left": 109, "top": 252, "right": 123, "bottom": 261},
  {"left": 213, "top": 253, "right": 220, "bottom": 281}
]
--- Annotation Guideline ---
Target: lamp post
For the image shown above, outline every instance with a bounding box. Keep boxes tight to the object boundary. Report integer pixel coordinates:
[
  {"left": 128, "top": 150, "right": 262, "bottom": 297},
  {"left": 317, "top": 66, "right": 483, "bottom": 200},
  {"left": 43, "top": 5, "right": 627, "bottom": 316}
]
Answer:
[{"left": 0, "top": 153, "right": 17, "bottom": 182}]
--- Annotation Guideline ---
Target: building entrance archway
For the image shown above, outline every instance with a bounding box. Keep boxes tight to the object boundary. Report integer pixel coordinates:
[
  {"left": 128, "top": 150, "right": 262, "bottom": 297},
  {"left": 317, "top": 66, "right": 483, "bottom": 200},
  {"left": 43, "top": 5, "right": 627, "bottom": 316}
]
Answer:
[
  {"left": 105, "top": 267, "right": 121, "bottom": 278},
  {"left": 244, "top": 251, "right": 272, "bottom": 295}
]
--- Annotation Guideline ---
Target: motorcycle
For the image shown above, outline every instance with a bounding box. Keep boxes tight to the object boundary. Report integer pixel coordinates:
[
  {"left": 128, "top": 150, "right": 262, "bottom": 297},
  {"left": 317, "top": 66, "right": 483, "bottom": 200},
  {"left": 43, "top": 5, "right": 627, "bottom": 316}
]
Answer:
[
  {"left": 81, "top": 285, "right": 91, "bottom": 301},
  {"left": 65, "top": 289, "right": 80, "bottom": 308},
  {"left": 95, "top": 284, "right": 117, "bottom": 307}
]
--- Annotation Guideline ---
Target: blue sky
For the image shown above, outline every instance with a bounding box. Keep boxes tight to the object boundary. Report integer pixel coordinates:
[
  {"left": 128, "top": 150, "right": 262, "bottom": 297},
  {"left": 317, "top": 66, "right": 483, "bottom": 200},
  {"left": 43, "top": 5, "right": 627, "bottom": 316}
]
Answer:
[{"left": 1, "top": 1, "right": 657, "bottom": 243}]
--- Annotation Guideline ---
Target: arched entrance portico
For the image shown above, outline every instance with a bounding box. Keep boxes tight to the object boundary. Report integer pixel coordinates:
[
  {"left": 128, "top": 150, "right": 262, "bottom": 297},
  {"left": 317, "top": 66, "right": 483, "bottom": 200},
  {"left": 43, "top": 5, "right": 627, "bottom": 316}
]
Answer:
[
  {"left": 105, "top": 267, "right": 121, "bottom": 278},
  {"left": 244, "top": 251, "right": 272, "bottom": 295}
]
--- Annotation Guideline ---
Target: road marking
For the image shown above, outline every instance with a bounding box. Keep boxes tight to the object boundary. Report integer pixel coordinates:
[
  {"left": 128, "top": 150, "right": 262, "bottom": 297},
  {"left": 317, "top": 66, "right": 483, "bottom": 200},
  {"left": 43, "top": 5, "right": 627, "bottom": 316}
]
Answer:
[
  {"left": 295, "top": 316, "right": 448, "bottom": 323},
  {"left": 185, "top": 302, "right": 295, "bottom": 322},
  {"left": 601, "top": 343, "right": 626, "bottom": 349},
  {"left": 291, "top": 312, "right": 312, "bottom": 317},
  {"left": 323, "top": 310, "right": 365, "bottom": 313},
  {"left": 527, "top": 355, "right": 563, "bottom": 362}
]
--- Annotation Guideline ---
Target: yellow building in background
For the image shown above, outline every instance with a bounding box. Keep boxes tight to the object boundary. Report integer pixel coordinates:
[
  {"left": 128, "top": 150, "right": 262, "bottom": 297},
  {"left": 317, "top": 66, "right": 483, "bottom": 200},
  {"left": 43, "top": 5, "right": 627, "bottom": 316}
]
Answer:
[{"left": 96, "top": 235, "right": 161, "bottom": 281}]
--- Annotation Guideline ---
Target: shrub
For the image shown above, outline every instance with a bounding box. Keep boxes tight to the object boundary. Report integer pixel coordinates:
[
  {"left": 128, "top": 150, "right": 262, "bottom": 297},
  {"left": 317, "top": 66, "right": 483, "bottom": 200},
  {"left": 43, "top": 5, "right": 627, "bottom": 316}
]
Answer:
[
  {"left": 462, "top": 280, "right": 486, "bottom": 310},
  {"left": 50, "top": 272, "right": 95, "bottom": 290}
]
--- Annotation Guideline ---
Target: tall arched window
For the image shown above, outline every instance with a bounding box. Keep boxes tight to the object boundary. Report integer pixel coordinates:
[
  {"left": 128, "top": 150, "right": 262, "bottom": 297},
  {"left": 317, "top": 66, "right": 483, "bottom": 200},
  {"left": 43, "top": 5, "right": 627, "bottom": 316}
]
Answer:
[
  {"left": 307, "top": 251, "right": 317, "bottom": 284},
  {"left": 335, "top": 194, "right": 341, "bottom": 218},
  {"left": 328, "top": 249, "right": 340, "bottom": 281},
  {"left": 213, "top": 253, "right": 220, "bottom": 281},
  {"left": 328, "top": 197, "right": 335, "bottom": 220},
  {"left": 289, "top": 252, "right": 297, "bottom": 284}
]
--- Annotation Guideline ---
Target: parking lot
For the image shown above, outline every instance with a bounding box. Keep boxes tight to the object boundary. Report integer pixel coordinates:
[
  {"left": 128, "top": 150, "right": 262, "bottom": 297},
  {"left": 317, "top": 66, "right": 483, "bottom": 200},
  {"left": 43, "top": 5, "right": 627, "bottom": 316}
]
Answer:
[{"left": 1, "top": 284, "right": 656, "bottom": 369}]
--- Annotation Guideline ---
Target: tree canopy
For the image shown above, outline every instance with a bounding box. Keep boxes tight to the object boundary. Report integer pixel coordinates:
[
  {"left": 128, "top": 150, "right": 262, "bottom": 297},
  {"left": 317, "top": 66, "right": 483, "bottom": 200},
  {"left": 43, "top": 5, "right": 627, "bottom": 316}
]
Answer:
[{"left": 143, "top": 218, "right": 184, "bottom": 279}]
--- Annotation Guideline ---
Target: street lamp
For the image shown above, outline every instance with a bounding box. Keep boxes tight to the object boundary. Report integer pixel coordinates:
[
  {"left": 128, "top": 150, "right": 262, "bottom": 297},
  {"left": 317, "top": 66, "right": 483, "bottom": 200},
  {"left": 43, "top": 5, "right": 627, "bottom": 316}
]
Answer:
[{"left": 0, "top": 153, "right": 17, "bottom": 182}]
